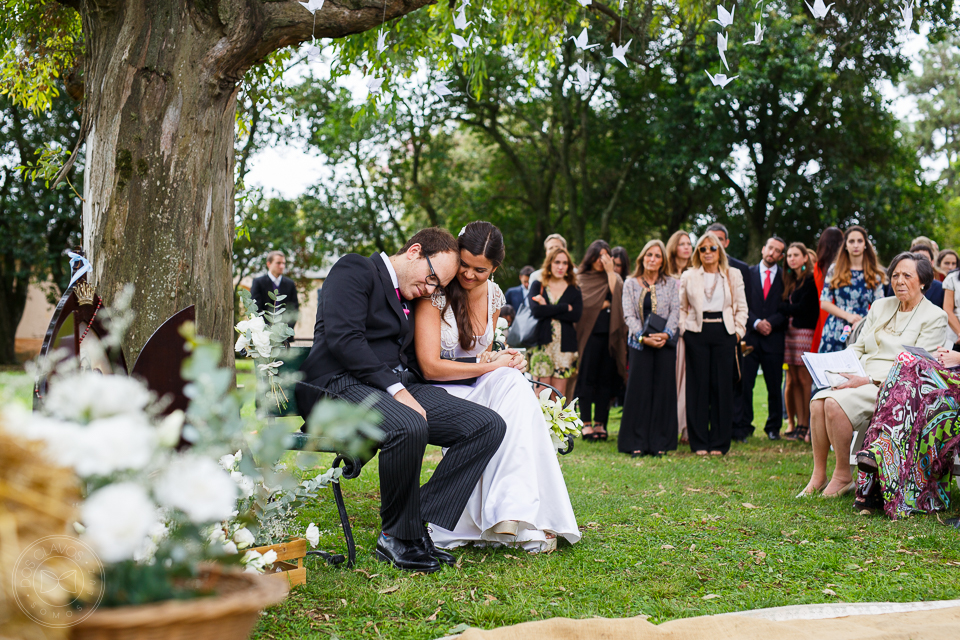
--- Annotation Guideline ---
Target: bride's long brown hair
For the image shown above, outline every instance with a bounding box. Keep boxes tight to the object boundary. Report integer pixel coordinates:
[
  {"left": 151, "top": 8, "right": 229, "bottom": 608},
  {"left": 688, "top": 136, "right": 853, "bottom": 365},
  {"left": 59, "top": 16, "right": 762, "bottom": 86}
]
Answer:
[{"left": 442, "top": 222, "right": 506, "bottom": 351}]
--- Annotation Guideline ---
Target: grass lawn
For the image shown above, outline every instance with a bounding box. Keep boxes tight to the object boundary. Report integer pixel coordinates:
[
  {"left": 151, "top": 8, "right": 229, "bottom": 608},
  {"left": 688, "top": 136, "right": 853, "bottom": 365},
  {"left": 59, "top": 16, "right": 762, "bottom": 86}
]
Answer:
[{"left": 4, "top": 366, "right": 960, "bottom": 639}]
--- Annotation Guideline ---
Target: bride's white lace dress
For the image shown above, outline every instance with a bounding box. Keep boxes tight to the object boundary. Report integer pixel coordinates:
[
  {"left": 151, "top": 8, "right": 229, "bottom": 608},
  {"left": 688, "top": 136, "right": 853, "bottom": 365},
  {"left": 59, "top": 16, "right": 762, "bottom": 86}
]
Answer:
[{"left": 428, "top": 281, "right": 580, "bottom": 552}]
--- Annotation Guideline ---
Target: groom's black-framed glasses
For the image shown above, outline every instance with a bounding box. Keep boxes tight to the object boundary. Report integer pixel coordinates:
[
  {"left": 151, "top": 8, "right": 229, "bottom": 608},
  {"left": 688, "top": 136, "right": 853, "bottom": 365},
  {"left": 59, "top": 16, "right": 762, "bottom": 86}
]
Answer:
[{"left": 424, "top": 254, "right": 444, "bottom": 295}]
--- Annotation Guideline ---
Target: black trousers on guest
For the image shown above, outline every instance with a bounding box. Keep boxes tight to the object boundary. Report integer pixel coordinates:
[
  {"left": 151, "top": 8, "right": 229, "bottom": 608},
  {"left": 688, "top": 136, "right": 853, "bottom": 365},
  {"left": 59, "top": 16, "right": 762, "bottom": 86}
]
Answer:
[
  {"left": 684, "top": 321, "right": 737, "bottom": 454},
  {"left": 735, "top": 345, "right": 785, "bottom": 438},
  {"left": 323, "top": 372, "right": 506, "bottom": 540},
  {"left": 617, "top": 344, "right": 677, "bottom": 455},
  {"left": 575, "top": 332, "right": 616, "bottom": 425}
]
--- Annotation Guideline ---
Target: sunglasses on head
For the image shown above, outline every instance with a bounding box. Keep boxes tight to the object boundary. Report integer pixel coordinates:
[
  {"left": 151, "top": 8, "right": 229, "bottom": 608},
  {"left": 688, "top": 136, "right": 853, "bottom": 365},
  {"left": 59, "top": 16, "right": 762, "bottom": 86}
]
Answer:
[{"left": 699, "top": 245, "right": 719, "bottom": 253}]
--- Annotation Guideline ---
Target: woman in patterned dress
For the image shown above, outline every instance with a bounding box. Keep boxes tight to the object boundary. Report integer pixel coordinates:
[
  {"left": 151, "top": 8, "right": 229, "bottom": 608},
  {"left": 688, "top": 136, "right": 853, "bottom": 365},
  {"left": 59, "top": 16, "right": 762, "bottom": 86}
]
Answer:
[
  {"left": 529, "top": 247, "right": 583, "bottom": 402},
  {"left": 818, "top": 225, "right": 885, "bottom": 353},
  {"left": 854, "top": 347, "right": 960, "bottom": 519}
]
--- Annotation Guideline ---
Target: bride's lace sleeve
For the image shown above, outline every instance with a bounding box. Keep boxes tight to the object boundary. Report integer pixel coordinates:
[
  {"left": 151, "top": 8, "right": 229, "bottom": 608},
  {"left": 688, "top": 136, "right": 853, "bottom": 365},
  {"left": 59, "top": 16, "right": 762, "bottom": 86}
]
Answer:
[
  {"left": 491, "top": 282, "right": 506, "bottom": 313},
  {"left": 431, "top": 290, "right": 446, "bottom": 310}
]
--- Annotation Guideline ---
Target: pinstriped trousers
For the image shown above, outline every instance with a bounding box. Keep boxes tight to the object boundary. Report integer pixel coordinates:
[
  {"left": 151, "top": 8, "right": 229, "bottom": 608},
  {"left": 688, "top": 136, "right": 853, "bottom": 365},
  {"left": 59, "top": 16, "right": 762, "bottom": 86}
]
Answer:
[{"left": 329, "top": 373, "right": 507, "bottom": 540}]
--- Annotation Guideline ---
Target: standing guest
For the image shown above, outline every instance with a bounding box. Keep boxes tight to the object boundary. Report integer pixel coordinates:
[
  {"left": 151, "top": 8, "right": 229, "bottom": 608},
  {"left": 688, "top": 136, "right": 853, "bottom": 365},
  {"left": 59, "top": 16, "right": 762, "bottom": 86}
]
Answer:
[
  {"left": 936, "top": 250, "right": 958, "bottom": 282},
  {"left": 499, "top": 304, "right": 516, "bottom": 327},
  {"left": 611, "top": 246, "right": 631, "bottom": 281},
  {"left": 800, "top": 253, "right": 946, "bottom": 498},
  {"left": 679, "top": 233, "right": 748, "bottom": 456},
  {"left": 529, "top": 247, "right": 582, "bottom": 403},
  {"left": 811, "top": 227, "right": 845, "bottom": 354},
  {"left": 250, "top": 251, "right": 300, "bottom": 333},
  {"left": 911, "top": 235, "right": 940, "bottom": 258},
  {"left": 666, "top": 230, "right": 695, "bottom": 443},
  {"left": 574, "top": 240, "right": 628, "bottom": 441},
  {"left": 818, "top": 225, "right": 885, "bottom": 353},
  {"left": 736, "top": 236, "right": 787, "bottom": 442},
  {"left": 505, "top": 266, "right": 534, "bottom": 310},
  {"left": 780, "top": 243, "right": 820, "bottom": 442},
  {"left": 908, "top": 245, "right": 945, "bottom": 307},
  {"left": 942, "top": 264, "right": 960, "bottom": 346},
  {"left": 529, "top": 235, "right": 568, "bottom": 284},
  {"left": 618, "top": 240, "right": 680, "bottom": 457}
]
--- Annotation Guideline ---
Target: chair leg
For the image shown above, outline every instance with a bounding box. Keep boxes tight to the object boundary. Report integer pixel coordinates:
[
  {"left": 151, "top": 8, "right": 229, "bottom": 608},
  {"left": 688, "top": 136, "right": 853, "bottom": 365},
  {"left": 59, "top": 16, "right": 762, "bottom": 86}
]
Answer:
[{"left": 332, "top": 456, "right": 357, "bottom": 568}]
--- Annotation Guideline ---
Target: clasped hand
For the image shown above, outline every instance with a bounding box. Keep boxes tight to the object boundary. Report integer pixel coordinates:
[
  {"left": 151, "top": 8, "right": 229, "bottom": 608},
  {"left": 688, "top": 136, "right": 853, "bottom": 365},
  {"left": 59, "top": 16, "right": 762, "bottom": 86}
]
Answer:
[
  {"left": 756, "top": 319, "right": 772, "bottom": 336},
  {"left": 480, "top": 349, "right": 527, "bottom": 373},
  {"left": 643, "top": 332, "right": 669, "bottom": 349},
  {"left": 832, "top": 372, "right": 870, "bottom": 390}
]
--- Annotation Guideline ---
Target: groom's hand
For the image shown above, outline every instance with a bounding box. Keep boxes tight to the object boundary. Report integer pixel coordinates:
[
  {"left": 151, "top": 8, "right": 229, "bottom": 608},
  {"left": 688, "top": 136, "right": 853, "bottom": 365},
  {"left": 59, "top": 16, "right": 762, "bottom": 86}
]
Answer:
[{"left": 393, "top": 388, "right": 427, "bottom": 422}]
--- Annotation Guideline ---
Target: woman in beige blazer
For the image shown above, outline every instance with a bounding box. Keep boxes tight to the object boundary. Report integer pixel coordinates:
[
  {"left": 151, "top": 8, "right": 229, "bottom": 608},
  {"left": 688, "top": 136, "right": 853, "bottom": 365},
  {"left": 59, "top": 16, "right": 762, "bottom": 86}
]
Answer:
[
  {"left": 679, "top": 232, "right": 748, "bottom": 455},
  {"left": 799, "top": 252, "right": 947, "bottom": 498}
]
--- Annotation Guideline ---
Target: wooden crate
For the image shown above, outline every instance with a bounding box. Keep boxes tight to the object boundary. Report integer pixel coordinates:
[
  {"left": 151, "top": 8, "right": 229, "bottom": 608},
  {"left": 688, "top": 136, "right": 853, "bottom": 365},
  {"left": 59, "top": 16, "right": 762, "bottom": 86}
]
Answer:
[{"left": 251, "top": 538, "right": 308, "bottom": 588}]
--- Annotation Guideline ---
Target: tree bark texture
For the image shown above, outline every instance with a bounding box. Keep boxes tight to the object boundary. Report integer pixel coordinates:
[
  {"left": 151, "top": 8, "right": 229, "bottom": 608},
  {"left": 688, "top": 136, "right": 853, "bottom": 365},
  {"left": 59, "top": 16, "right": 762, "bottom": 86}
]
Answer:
[{"left": 73, "top": 0, "right": 434, "bottom": 362}]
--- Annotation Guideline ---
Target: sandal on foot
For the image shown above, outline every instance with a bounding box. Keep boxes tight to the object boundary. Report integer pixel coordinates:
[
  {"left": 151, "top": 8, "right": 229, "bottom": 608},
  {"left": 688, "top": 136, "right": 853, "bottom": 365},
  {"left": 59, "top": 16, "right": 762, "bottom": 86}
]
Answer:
[
  {"left": 856, "top": 451, "right": 878, "bottom": 474},
  {"left": 594, "top": 424, "right": 609, "bottom": 441}
]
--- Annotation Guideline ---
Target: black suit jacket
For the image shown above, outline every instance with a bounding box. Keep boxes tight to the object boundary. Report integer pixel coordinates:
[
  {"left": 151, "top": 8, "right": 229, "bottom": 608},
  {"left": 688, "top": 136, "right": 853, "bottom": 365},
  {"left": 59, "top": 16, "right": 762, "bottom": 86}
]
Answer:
[
  {"left": 298, "top": 254, "right": 418, "bottom": 411},
  {"left": 250, "top": 274, "right": 299, "bottom": 330},
  {"left": 728, "top": 256, "right": 750, "bottom": 282},
  {"left": 505, "top": 284, "right": 528, "bottom": 310},
  {"left": 744, "top": 264, "right": 787, "bottom": 353}
]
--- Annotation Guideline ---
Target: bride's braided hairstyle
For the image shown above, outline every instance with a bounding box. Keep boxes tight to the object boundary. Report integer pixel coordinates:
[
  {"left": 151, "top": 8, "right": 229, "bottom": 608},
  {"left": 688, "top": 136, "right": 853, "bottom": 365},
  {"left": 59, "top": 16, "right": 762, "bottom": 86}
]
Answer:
[{"left": 443, "top": 221, "right": 505, "bottom": 351}]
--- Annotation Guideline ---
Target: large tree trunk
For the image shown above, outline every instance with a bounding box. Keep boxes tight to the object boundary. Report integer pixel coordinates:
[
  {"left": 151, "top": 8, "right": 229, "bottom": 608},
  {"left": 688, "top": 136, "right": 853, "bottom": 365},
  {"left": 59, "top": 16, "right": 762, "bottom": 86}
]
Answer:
[{"left": 70, "top": 0, "right": 434, "bottom": 363}]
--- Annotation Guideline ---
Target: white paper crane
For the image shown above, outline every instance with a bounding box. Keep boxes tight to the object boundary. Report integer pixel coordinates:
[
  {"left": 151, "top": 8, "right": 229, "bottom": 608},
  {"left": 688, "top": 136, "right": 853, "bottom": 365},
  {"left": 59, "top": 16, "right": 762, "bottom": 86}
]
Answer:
[
  {"left": 451, "top": 33, "right": 469, "bottom": 49},
  {"left": 577, "top": 0, "right": 593, "bottom": 6},
  {"left": 710, "top": 5, "right": 735, "bottom": 28},
  {"left": 717, "top": 31, "right": 730, "bottom": 70},
  {"left": 299, "top": 0, "right": 324, "bottom": 14},
  {"left": 705, "top": 70, "right": 738, "bottom": 88},
  {"left": 619, "top": 0, "right": 626, "bottom": 8},
  {"left": 900, "top": 0, "right": 914, "bottom": 30},
  {"left": 453, "top": 8, "right": 473, "bottom": 30},
  {"left": 745, "top": 21, "right": 764, "bottom": 45},
  {"left": 366, "top": 75, "right": 385, "bottom": 95},
  {"left": 434, "top": 80, "right": 454, "bottom": 103},
  {"left": 569, "top": 27, "right": 600, "bottom": 51},
  {"left": 805, "top": 0, "right": 834, "bottom": 19},
  {"left": 376, "top": 29, "right": 389, "bottom": 54},
  {"left": 610, "top": 39, "right": 632, "bottom": 67},
  {"left": 572, "top": 63, "right": 591, "bottom": 92},
  {"left": 304, "top": 41, "right": 323, "bottom": 62}
]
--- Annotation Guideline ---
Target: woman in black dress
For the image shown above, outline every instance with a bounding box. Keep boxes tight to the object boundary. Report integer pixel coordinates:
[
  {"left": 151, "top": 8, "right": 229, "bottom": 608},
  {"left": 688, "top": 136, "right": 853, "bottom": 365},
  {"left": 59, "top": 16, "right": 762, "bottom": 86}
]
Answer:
[
  {"left": 617, "top": 240, "right": 680, "bottom": 457},
  {"left": 780, "top": 242, "right": 820, "bottom": 442}
]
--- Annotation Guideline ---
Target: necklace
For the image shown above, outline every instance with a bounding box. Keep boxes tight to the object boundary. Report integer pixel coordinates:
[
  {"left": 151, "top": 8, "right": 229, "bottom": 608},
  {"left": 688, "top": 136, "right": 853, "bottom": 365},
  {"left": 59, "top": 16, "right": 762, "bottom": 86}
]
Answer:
[
  {"left": 704, "top": 271, "right": 721, "bottom": 300},
  {"left": 638, "top": 277, "right": 658, "bottom": 316},
  {"left": 883, "top": 301, "right": 921, "bottom": 336}
]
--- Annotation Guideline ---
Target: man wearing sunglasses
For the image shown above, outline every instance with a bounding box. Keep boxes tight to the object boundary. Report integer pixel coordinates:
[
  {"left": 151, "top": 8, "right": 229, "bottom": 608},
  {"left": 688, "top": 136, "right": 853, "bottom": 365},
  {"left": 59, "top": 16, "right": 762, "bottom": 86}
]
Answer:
[{"left": 297, "top": 228, "right": 507, "bottom": 574}]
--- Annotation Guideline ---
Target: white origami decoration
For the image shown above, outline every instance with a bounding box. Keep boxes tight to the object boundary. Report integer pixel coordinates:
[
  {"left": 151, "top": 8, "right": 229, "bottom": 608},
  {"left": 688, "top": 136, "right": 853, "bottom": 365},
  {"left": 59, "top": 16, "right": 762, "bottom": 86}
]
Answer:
[
  {"left": 569, "top": 27, "right": 600, "bottom": 51},
  {"left": 619, "top": 0, "right": 626, "bottom": 8},
  {"left": 610, "top": 39, "right": 632, "bottom": 67},
  {"left": 453, "top": 8, "right": 473, "bottom": 30},
  {"left": 299, "top": 0, "right": 324, "bottom": 13},
  {"left": 710, "top": 4, "right": 735, "bottom": 28},
  {"left": 571, "top": 63, "right": 591, "bottom": 92},
  {"left": 366, "top": 75, "right": 385, "bottom": 94},
  {"left": 705, "top": 70, "right": 738, "bottom": 88},
  {"left": 434, "top": 80, "right": 454, "bottom": 103},
  {"left": 452, "top": 33, "right": 469, "bottom": 49},
  {"left": 577, "top": 0, "right": 593, "bottom": 5},
  {"left": 745, "top": 21, "right": 764, "bottom": 45},
  {"left": 717, "top": 31, "right": 730, "bottom": 70},
  {"left": 376, "top": 29, "right": 389, "bottom": 54},
  {"left": 900, "top": 0, "right": 914, "bottom": 30},
  {"left": 805, "top": 0, "right": 834, "bottom": 19},
  {"left": 304, "top": 40, "right": 323, "bottom": 62}
]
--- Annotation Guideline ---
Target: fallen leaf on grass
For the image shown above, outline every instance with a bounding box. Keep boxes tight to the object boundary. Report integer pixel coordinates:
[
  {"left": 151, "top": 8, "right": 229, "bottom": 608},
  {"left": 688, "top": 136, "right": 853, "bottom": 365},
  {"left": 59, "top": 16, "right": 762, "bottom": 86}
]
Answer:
[
  {"left": 823, "top": 588, "right": 838, "bottom": 597},
  {"left": 378, "top": 586, "right": 400, "bottom": 595},
  {"left": 426, "top": 607, "right": 441, "bottom": 621},
  {"left": 484, "top": 594, "right": 498, "bottom": 605},
  {"left": 702, "top": 594, "right": 721, "bottom": 600},
  {"left": 594, "top": 559, "right": 606, "bottom": 563},
  {"left": 661, "top": 544, "right": 675, "bottom": 550},
  {"left": 742, "top": 503, "right": 759, "bottom": 509},
  {"left": 504, "top": 554, "right": 521, "bottom": 560}
]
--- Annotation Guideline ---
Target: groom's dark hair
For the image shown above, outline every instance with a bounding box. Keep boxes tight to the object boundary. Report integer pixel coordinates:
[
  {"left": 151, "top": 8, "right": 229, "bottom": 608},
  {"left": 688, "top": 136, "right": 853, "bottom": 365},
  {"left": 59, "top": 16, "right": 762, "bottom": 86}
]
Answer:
[{"left": 395, "top": 227, "right": 459, "bottom": 257}]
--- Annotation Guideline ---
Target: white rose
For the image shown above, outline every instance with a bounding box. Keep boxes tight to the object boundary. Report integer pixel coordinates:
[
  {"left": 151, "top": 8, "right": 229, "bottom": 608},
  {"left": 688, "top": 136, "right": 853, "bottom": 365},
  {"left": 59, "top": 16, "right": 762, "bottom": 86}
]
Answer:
[
  {"left": 231, "top": 471, "right": 255, "bottom": 498},
  {"left": 233, "top": 527, "right": 256, "bottom": 549},
  {"left": 261, "top": 549, "right": 278, "bottom": 566},
  {"left": 242, "top": 549, "right": 265, "bottom": 573},
  {"left": 157, "top": 410, "right": 185, "bottom": 448},
  {"left": 237, "top": 316, "right": 266, "bottom": 334},
  {"left": 81, "top": 483, "right": 159, "bottom": 563},
  {"left": 223, "top": 541, "right": 238, "bottom": 555},
  {"left": 219, "top": 453, "right": 236, "bottom": 471},
  {"left": 305, "top": 523, "right": 320, "bottom": 548},
  {"left": 497, "top": 317, "right": 509, "bottom": 330},
  {"left": 154, "top": 455, "right": 238, "bottom": 524},
  {"left": 45, "top": 373, "right": 153, "bottom": 422},
  {"left": 208, "top": 527, "right": 227, "bottom": 544},
  {"left": 250, "top": 329, "right": 273, "bottom": 359}
]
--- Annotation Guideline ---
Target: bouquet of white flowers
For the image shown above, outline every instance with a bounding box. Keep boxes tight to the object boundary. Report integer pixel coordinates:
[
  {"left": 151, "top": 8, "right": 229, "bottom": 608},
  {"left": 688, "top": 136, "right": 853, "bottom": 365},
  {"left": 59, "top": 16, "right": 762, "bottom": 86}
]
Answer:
[
  {"left": 537, "top": 389, "right": 583, "bottom": 451},
  {"left": 236, "top": 288, "right": 295, "bottom": 411},
  {"left": 493, "top": 317, "right": 510, "bottom": 350}
]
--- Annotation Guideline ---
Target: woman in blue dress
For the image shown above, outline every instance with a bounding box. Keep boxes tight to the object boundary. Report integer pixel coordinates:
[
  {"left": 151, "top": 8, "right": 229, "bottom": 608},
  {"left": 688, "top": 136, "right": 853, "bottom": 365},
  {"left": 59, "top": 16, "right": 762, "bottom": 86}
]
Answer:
[{"left": 818, "top": 225, "right": 885, "bottom": 353}]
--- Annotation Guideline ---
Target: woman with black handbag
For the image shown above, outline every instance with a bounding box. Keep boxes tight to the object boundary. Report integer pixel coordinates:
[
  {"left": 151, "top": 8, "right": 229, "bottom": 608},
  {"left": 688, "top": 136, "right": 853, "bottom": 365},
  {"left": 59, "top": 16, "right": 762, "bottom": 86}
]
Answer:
[
  {"left": 679, "top": 232, "right": 748, "bottom": 456},
  {"left": 617, "top": 240, "right": 680, "bottom": 457}
]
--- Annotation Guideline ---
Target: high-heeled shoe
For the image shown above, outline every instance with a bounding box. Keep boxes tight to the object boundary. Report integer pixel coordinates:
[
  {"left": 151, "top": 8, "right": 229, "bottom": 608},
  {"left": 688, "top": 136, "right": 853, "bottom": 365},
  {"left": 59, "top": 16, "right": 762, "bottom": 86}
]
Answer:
[
  {"left": 491, "top": 521, "right": 519, "bottom": 536},
  {"left": 581, "top": 422, "right": 597, "bottom": 441},
  {"left": 821, "top": 480, "right": 856, "bottom": 498},
  {"left": 856, "top": 451, "right": 878, "bottom": 474},
  {"left": 795, "top": 479, "right": 828, "bottom": 498},
  {"left": 594, "top": 424, "right": 608, "bottom": 441}
]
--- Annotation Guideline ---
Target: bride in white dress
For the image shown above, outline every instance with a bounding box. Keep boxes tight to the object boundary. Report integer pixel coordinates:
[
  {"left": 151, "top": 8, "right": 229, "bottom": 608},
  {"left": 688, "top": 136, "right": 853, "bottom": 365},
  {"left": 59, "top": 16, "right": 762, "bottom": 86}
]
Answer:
[{"left": 414, "top": 221, "right": 580, "bottom": 553}]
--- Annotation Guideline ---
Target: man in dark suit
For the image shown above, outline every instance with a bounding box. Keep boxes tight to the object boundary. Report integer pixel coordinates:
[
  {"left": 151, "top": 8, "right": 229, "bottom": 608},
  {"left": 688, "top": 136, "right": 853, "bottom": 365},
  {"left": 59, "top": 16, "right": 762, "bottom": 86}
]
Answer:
[
  {"left": 736, "top": 236, "right": 788, "bottom": 441},
  {"left": 296, "top": 228, "right": 507, "bottom": 574},
  {"left": 505, "top": 265, "right": 534, "bottom": 310},
  {"left": 249, "top": 251, "right": 300, "bottom": 333}
]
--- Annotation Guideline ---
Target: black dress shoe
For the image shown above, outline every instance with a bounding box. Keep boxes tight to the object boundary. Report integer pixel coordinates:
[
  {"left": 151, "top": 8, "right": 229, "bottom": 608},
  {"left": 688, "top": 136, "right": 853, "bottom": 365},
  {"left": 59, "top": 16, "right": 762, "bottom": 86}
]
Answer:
[
  {"left": 374, "top": 532, "right": 441, "bottom": 573},
  {"left": 418, "top": 526, "right": 456, "bottom": 567},
  {"left": 945, "top": 517, "right": 960, "bottom": 529},
  {"left": 767, "top": 431, "right": 781, "bottom": 441}
]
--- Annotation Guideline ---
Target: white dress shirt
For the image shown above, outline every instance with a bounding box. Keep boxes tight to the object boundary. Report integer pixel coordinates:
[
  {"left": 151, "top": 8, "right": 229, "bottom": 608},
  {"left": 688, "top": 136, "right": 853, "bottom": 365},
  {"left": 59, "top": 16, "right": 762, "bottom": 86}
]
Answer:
[
  {"left": 380, "top": 252, "right": 407, "bottom": 397},
  {"left": 267, "top": 272, "right": 282, "bottom": 288}
]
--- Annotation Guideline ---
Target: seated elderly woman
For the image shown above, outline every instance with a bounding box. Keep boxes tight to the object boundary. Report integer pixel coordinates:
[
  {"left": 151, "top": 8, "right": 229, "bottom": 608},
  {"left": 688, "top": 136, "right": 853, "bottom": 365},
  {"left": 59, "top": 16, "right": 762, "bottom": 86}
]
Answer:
[
  {"left": 854, "top": 345, "right": 960, "bottom": 518},
  {"left": 799, "top": 252, "right": 948, "bottom": 498}
]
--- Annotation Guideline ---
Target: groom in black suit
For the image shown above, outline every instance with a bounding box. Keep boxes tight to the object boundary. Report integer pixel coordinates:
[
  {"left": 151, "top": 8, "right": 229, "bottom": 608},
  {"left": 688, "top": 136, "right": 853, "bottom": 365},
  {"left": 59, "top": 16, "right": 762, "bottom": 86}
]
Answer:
[{"left": 296, "top": 228, "right": 507, "bottom": 573}]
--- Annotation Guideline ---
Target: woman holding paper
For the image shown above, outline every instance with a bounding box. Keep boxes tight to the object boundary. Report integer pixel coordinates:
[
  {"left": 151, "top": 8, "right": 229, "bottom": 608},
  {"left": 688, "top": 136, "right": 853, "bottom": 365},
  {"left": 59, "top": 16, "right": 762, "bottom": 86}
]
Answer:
[
  {"left": 799, "top": 253, "right": 947, "bottom": 498},
  {"left": 618, "top": 240, "right": 680, "bottom": 457}
]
